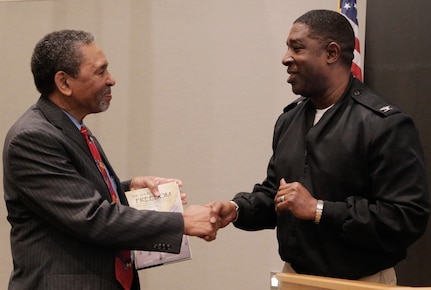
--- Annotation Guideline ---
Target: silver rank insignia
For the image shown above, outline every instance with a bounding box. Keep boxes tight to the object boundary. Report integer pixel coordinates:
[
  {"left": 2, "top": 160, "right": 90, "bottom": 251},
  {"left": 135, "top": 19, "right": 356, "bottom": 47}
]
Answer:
[{"left": 379, "top": 105, "right": 393, "bottom": 113}]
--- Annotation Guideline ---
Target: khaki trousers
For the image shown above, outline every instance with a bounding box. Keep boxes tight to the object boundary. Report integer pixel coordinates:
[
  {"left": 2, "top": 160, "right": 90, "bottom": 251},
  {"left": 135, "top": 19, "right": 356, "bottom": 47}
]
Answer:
[{"left": 282, "top": 262, "right": 397, "bottom": 285}]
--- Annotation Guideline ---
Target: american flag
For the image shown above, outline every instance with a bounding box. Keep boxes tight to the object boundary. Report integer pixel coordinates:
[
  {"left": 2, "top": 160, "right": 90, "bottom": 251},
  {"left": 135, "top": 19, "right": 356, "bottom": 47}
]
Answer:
[{"left": 338, "top": 0, "right": 362, "bottom": 82}]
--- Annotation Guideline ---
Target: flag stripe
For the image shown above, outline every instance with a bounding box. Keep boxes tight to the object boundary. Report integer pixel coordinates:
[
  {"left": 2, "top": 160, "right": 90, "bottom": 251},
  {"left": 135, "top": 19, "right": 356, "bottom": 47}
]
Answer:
[
  {"left": 339, "top": 0, "right": 362, "bottom": 81},
  {"left": 355, "top": 37, "right": 360, "bottom": 53}
]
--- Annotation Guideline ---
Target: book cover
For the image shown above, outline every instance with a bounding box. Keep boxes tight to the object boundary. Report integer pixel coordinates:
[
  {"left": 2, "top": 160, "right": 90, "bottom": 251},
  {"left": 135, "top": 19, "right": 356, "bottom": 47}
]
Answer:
[{"left": 125, "top": 182, "right": 192, "bottom": 269}]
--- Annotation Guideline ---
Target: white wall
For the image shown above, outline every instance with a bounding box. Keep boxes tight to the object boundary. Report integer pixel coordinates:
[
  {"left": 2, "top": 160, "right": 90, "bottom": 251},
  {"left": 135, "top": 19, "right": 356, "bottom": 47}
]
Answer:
[{"left": 0, "top": 1, "right": 367, "bottom": 289}]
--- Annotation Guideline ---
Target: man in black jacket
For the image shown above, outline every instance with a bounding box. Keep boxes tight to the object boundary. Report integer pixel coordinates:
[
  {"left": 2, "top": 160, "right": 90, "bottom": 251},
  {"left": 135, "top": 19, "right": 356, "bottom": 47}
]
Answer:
[{"left": 209, "top": 9, "right": 430, "bottom": 284}]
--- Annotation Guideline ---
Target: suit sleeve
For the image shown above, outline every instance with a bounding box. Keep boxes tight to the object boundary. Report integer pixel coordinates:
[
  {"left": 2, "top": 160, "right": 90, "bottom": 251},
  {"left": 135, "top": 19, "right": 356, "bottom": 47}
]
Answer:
[
  {"left": 121, "top": 180, "right": 132, "bottom": 192},
  {"left": 4, "top": 128, "right": 184, "bottom": 253}
]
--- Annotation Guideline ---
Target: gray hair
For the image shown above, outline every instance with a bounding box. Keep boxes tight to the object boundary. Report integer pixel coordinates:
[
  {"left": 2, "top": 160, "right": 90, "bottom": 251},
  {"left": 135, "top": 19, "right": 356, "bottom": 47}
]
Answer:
[{"left": 31, "top": 30, "right": 95, "bottom": 95}]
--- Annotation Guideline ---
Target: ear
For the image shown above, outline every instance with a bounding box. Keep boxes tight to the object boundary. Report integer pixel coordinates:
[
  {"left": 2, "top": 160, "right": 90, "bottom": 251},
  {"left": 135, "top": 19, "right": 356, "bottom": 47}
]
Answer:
[
  {"left": 54, "top": 71, "right": 72, "bottom": 96},
  {"left": 326, "top": 42, "right": 341, "bottom": 64}
]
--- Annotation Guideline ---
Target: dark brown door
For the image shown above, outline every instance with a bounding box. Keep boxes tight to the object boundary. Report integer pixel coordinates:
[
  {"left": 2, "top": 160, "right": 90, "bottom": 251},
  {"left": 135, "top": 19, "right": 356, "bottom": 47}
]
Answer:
[{"left": 365, "top": 0, "right": 431, "bottom": 286}]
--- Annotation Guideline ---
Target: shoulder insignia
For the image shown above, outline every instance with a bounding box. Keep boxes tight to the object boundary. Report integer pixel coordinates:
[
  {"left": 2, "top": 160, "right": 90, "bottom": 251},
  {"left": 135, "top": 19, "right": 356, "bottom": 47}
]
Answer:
[
  {"left": 351, "top": 88, "right": 400, "bottom": 117},
  {"left": 379, "top": 105, "right": 393, "bottom": 113}
]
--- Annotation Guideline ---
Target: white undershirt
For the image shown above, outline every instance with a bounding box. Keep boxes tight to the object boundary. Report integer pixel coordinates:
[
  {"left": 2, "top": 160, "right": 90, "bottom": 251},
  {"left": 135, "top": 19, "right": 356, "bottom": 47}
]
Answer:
[{"left": 313, "top": 104, "right": 334, "bottom": 126}]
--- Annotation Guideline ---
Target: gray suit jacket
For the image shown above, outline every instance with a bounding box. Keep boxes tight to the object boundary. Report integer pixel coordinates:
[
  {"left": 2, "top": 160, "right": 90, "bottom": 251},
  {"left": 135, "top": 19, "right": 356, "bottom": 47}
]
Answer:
[{"left": 3, "top": 96, "right": 184, "bottom": 290}]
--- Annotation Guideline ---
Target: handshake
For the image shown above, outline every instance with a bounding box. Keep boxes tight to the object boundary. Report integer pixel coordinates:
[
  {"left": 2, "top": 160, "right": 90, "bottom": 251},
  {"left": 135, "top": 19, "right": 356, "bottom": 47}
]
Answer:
[
  {"left": 182, "top": 201, "right": 238, "bottom": 241},
  {"left": 130, "top": 176, "right": 240, "bottom": 242}
]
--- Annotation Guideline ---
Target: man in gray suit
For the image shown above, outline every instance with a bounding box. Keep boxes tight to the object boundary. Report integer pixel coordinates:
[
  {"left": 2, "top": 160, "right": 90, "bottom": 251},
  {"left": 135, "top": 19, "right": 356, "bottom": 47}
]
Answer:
[{"left": 3, "top": 30, "right": 218, "bottom": 290}]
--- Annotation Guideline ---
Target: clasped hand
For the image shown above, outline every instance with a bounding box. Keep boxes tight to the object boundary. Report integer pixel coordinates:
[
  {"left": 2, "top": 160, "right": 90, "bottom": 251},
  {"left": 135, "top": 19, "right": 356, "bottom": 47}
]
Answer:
[
  {"left": 131, "top": 176, "right": 234, "bottom": 242},
  {"left": 274, "top": 178, "right": 318, "bottom": 221},
  {"left": 183, "top": 201, "right": 240, "bottom": 242}
]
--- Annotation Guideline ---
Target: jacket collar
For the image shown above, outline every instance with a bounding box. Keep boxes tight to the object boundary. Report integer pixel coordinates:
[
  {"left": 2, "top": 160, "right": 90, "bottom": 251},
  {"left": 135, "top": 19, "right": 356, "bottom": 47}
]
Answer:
[{"left": 36, "top": 96, "right": 90, "bottom": 156}]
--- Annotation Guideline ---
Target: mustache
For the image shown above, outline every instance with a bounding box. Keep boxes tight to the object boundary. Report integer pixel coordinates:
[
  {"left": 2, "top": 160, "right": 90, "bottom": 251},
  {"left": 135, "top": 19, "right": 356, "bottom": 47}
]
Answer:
[{"left": 100, "top": 88, "right": 112, "bottom": 96}]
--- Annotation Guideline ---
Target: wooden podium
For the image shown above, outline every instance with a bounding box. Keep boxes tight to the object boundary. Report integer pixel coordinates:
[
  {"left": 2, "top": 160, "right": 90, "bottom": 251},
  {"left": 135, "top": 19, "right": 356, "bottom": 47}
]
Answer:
[{"left": 276, "top": 273, "right": 431, "bottom": 290}]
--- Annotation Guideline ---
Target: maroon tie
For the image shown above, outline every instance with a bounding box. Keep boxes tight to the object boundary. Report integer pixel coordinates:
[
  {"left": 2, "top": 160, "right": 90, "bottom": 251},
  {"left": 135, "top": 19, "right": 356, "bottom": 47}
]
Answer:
[{"left": 81, "top": 126, "right": 133, "bottom": 290}]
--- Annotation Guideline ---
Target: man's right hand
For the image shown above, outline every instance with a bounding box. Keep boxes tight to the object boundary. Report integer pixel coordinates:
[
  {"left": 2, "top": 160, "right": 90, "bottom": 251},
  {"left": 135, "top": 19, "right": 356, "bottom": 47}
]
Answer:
[{"left": 206, "top": 201, "right": 238, "bottom": 228}]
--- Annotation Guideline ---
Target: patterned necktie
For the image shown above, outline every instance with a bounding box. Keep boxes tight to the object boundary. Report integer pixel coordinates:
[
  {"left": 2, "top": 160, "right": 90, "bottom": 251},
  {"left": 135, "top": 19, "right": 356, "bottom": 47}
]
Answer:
[{"left": 80, "top": 126, "right": 133, "bottom": 290}]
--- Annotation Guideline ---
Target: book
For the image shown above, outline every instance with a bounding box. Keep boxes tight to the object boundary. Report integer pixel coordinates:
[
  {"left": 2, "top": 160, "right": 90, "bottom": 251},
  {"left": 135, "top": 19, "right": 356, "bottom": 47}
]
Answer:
[{"left": 125, "top": 181, "right": 192, "bottom": 269}]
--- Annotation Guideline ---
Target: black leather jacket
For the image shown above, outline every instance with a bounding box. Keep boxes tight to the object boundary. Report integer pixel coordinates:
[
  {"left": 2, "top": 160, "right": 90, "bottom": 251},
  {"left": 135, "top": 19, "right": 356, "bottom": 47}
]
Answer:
[{"left": 233, "top": 77, "right": 430, "bottom": 279}]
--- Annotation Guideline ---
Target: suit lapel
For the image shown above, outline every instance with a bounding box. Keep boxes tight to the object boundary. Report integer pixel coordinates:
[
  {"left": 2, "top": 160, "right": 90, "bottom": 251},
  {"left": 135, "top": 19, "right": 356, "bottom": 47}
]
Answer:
[
  {"left": 91, "top": 136, "right": 129, "bottom": 205},
  {"left": 37, "top": 96, "right": 90, "bottom": 156},
  {"left": 36, "top": 96, "right": 124, "bottom": 203}
]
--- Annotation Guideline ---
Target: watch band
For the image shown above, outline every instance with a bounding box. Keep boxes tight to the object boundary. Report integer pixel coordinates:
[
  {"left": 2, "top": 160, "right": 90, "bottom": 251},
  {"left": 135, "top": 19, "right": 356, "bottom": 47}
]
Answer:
[{"left": 314, "top": 200, "right": 324, "bottom": 224}]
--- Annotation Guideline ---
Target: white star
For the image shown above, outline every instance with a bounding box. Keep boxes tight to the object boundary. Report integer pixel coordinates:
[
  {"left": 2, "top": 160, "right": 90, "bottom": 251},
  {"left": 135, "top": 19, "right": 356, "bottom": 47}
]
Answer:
[
  {"left": 344, "top": 3, "right": 352, "bottom": 10},
  {"left": 379, "top": 106, "right": 393, "bottom": 113}
]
